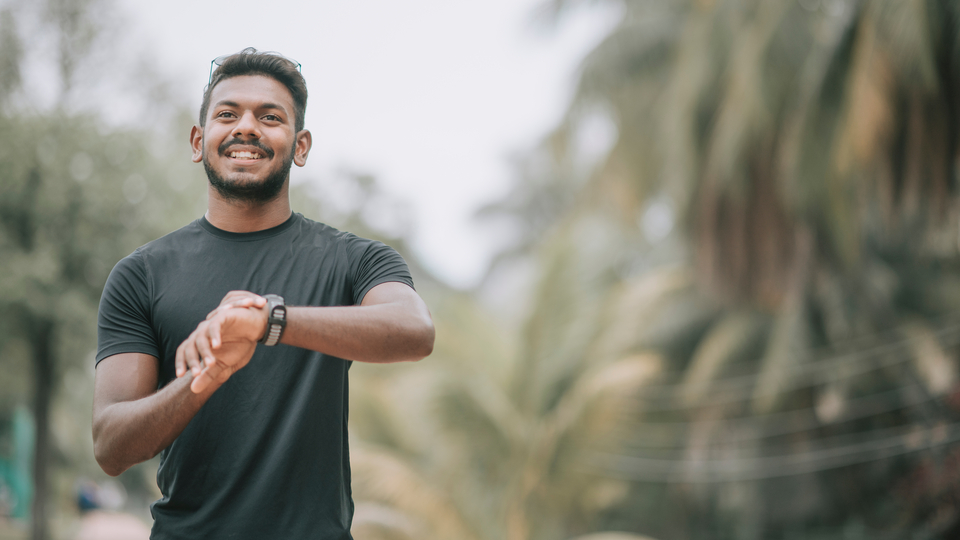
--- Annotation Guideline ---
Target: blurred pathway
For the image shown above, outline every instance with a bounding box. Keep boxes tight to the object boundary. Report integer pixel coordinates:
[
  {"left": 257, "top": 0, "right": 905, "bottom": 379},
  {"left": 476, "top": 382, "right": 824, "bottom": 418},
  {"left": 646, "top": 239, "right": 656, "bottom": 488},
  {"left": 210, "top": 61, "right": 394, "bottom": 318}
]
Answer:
[{"left": 74, "top": 511, "right": 150, "bottom": 540}]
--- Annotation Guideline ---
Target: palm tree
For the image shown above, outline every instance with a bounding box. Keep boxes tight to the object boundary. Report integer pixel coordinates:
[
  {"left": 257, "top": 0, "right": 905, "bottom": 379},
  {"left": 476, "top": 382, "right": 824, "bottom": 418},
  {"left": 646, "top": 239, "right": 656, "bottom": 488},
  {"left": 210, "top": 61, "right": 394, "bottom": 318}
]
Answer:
[
  {"left": 347, "top": 281, "right": 665, "bottom": 540},
  {"left": 478, "top": 0, "right": 960, "bottom": 538}
]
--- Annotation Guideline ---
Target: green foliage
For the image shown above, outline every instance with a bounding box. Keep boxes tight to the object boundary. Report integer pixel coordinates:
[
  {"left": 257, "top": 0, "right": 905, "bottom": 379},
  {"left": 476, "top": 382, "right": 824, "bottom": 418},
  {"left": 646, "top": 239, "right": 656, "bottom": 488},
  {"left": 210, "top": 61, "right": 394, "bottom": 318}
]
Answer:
[
  {"left": 0, "top": 106, "right": 206, "bottom": 529},
  {"left": 6, "top": 0, "right": 960, "bottom": 539},
  {"left": 466, "top": 0, "right": 960, "bottom": 538},
  {"left": 0, "top": 8, "right": 22, "bottom": 103},
  {"left": 0, "top": 5, "right": 207, "bottom": 536},
  {"left": 347, "top": 288, "right": 663, "bottom": 540}
]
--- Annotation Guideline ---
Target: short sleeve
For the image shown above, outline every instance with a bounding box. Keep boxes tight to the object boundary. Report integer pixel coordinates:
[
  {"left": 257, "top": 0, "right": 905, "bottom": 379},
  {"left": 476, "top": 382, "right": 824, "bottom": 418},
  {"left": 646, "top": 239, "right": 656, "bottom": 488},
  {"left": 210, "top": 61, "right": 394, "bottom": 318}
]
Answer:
[
  {"left": 347, "top": 238, "right": 415, "bottom": 305},
  {"left": 96, "top": 250, "right": 159, "bottom": 365}
]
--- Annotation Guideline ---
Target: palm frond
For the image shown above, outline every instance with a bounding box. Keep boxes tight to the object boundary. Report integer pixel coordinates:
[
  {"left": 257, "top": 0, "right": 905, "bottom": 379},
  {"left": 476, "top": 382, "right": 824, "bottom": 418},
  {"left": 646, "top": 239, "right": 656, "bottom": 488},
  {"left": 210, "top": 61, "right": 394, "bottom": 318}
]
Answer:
[
  {"left": 567, "top": 532, "right": 662, "bottom": 540},
  {"left": 902, "top": 319, "right": 958, "bottom": 396},
  {"left": 350, "top": 446, "right": 481, "bottom": 540},
  {"left": 678, "top": 311, "right": 764, "bottom": 406}
]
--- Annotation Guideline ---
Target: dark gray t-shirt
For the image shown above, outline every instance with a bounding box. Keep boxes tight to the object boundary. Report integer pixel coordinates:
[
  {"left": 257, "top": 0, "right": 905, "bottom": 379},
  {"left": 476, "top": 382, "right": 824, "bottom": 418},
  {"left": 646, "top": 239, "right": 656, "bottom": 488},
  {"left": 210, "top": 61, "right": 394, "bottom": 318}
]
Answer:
[{"left": 96, "top": 213, "right": 413, "bottom": 540}]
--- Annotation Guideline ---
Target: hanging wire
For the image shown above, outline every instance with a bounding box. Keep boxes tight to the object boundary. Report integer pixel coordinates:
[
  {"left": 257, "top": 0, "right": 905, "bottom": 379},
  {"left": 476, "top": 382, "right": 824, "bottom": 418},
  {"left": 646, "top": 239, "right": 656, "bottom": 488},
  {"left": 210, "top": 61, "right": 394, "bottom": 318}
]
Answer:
[
  {"left": 612, "top": 383, "right": 937, "bottom": 448},
  {"left": 589, "top": 421, "right": 960, "bottom": 482},
  {"left": 564, "top": 317, "right": 960, "bottom": 483},
  {"left": 619, "top": 317, "right": 960, "bottom": 411}
]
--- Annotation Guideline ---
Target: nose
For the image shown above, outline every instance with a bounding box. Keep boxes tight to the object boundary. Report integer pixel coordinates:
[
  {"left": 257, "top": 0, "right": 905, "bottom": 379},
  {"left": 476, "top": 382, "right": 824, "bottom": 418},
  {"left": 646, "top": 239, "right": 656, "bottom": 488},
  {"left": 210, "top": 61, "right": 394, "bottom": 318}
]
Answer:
[{"left": 233, "top": 110, "right": 261, "bottom": 139}]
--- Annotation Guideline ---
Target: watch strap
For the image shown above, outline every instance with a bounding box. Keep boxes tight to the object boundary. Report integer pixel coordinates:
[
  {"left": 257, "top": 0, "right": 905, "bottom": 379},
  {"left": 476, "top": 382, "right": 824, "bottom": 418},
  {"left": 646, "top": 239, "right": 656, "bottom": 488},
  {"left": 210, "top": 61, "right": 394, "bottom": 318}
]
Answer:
[{"left": 260, "top": 294, "right": 287, "bottom": 346}]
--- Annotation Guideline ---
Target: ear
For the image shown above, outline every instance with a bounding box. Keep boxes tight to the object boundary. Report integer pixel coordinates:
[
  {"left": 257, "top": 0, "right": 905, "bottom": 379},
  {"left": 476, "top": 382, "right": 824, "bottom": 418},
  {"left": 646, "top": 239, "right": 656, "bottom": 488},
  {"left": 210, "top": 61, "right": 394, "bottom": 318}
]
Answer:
[
  {"left": 294, "top": 129, "right": 312, "bottom": 167},
  {"left": 190, "top": 125, "right": 204, "bottom": 163}
]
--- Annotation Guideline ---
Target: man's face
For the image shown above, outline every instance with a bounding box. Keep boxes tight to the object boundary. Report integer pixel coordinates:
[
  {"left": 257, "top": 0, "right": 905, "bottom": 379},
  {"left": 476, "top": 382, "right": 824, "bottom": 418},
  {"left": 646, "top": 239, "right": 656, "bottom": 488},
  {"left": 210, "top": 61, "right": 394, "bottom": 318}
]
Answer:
[{"left": 190, "top": 75, "right": 311, "bottom": 202}]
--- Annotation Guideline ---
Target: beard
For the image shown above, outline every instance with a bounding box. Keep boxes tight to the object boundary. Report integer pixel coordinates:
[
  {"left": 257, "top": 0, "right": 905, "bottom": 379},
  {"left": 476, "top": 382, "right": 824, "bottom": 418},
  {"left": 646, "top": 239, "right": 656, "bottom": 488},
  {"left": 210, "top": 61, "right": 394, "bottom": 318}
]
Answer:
[{"left": 203, "top": 138, "right": 295, "bottom": 203}]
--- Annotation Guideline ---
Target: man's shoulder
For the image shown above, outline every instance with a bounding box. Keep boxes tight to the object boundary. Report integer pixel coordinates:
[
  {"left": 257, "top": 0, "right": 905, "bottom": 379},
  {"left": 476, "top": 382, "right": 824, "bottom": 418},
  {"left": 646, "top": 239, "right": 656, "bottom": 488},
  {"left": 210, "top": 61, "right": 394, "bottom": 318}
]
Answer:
[
  {"left": 107, "top": 220, "right": 202, "bottom": 275},
  {"left": 292, "top": 214, "right": 379, "bottom": 246},
  {"left": 136, "top": 219, "right": 204, "bottom": 257}
]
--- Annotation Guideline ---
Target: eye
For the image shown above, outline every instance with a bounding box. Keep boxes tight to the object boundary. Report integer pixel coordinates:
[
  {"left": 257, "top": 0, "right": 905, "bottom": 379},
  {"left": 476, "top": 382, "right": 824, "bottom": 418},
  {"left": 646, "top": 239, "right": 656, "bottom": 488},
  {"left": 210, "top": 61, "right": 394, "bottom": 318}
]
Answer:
[
  {"left": 262, "top": 114, "right": 282, "bottom": 122},
  {"left": 216, "top": 110, "right": 236, "bottom": 119}
]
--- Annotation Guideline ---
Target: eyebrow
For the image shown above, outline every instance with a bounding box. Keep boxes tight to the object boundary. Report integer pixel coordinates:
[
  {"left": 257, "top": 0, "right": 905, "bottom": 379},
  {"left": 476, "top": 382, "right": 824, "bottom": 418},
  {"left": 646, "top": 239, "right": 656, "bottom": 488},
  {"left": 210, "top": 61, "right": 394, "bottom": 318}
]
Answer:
[{"left": 213, "top": 100, "right": 290, "bottom": 117}]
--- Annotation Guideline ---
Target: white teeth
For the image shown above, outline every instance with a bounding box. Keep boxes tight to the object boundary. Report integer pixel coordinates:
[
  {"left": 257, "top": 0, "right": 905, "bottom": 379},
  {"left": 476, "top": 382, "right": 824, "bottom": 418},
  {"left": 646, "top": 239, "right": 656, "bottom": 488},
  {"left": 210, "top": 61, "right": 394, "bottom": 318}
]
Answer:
[{"left": 230, "top": 151, "right": 262, "bottom": 159}]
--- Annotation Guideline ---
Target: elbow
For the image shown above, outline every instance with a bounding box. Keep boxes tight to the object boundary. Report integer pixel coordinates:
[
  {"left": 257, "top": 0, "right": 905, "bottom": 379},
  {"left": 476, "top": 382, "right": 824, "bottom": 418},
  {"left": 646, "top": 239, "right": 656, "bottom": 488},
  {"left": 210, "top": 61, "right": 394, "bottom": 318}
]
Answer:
[
  {"left": 100, "top": 464, "right": 125, "bottom": 478},
  {"left": 92, "top": 420, "right": 119, "bottom": 476},
  {"left": 95, "top": 440, "right": 154, "bottom": 477},
  {"left": 92, "top": 419, "right": 141, "bottom": 477},
  {"left": 94, "top": 441, "right": 127, "bottom": 477},
  {"left": 95, "top": 443, "right": 158, "bottom": 477},
  {"left": 410, "top": 319, "right": 435, "bottom": 362}
]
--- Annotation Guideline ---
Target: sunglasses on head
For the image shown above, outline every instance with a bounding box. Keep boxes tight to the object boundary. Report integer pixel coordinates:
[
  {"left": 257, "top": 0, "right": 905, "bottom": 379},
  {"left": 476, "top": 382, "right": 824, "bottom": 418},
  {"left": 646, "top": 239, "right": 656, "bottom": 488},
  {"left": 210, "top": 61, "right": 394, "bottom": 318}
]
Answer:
[{"left": 208, "top": 50, "right": 301, "bottom": 85}]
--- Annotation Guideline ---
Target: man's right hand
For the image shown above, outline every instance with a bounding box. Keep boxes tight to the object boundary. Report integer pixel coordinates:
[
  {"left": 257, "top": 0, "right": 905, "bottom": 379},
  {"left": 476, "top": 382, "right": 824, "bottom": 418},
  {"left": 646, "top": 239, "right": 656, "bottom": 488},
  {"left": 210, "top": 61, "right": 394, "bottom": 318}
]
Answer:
[{"left": 175, "top": 303, "right": 268, "bottom": 394}]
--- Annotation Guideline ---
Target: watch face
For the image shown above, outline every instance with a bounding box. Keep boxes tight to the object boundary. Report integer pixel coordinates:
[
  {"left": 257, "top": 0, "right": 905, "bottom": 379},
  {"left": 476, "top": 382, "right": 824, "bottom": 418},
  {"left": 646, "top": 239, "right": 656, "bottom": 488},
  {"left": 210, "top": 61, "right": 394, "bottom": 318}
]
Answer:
[
  {"left": 263, "top": 295, "right": 285, "bottom": 319},
  {"left": 268, "top": 300, "right": 286, "bottom": 324}
]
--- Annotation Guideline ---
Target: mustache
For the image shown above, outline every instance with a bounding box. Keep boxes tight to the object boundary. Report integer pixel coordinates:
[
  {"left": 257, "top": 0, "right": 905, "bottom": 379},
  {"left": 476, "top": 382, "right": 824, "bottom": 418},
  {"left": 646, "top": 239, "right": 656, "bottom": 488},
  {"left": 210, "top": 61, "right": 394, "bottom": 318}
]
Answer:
[{"left": 218, "top": 138, "right": 275, "bottom": 158}]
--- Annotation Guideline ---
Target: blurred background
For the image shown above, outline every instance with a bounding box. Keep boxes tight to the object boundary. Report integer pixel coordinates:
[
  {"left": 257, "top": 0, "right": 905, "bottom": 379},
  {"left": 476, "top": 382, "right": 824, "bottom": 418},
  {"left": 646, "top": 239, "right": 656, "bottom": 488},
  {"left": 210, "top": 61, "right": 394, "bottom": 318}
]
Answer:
[{"left": 2, "top": 0, "right": 960, "bottom": 539}]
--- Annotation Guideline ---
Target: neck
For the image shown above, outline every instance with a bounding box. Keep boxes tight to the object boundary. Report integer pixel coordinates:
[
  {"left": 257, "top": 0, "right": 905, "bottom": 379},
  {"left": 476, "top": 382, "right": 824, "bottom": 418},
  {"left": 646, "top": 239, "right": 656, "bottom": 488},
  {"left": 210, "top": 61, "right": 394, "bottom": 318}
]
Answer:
[{"left": 204, "top": 183, "right": 292, "bottom": 233}]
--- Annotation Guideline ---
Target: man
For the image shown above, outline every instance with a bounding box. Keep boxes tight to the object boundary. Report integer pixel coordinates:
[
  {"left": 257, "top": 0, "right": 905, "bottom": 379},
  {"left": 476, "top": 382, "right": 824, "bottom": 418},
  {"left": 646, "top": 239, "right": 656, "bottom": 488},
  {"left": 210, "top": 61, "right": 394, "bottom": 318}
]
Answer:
[{"left": 92, "top": 48, "right": 434, "bottom": 539}]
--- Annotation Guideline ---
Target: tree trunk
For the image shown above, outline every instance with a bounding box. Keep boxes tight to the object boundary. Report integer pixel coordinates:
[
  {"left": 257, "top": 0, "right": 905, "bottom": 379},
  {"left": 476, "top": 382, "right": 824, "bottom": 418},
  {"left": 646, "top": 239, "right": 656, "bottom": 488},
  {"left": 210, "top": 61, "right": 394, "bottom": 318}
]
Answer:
[{"left": 30, "top": 316, "right": 54, "bottom": 540}]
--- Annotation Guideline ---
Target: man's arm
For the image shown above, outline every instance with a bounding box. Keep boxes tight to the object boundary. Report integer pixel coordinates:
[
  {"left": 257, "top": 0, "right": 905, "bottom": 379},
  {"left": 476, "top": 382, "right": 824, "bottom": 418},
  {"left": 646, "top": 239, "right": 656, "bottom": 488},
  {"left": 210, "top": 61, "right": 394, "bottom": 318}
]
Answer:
[
  {"left": 92, "top": 354, "right": 221, "bottom": 477},
  {"left": 93, "top": 281, "right": 433, "bottom": 475},
  {"left": 93, "top": 304, "right": 264, "bottom": 476},
  {"left": 285, "top": 281, "right": 435, "bottom": 362},
  {"left": 184, "top": 281, "right": 435, "bottom": 393}
]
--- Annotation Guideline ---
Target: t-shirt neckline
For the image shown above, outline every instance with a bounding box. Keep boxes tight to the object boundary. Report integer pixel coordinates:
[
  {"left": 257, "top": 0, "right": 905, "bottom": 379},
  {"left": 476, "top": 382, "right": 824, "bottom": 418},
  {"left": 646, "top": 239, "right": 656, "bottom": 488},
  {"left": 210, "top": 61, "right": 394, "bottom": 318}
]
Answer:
[{"left": 199, "top": 212, "right": 299, "bottom": 242}]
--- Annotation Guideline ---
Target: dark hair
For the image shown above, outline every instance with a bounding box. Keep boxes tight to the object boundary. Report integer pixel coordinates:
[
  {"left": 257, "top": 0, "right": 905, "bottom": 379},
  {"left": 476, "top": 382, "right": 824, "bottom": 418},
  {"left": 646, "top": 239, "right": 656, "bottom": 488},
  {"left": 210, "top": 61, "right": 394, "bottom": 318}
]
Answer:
[{"left": 199, "top": 48, "right": 308, "bottom": 133}]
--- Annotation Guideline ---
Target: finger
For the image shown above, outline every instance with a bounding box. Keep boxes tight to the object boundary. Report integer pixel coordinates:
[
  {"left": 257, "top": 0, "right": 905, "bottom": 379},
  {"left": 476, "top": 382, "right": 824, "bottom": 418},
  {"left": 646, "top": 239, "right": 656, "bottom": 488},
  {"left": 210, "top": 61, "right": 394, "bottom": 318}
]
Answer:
[
  {"left": 194, "top": 326, "right": 216, "bottom": 368},
  {"left": 206, "top": 297, "right": 263, "bottom": 319},
  {"left": 206, "top": 303, "right": 240, "bottom": 320},
  {"left": 206, "top": 292, "right": 246, "bottom": 318},
  {"left": 190, "top": 359, "right": 224, "bottom": 394},
  {"left": 221, "top": 290, "right": 247, "bottom": 303},
  {"left": 208, "top": 317, "right": 223, "bottom": 350},
  {"left": 182, "top": 331, "right": 204, "bottom": 377},
  {"left": 175, "top": 341, "right": 187, "bottom": 378},
  {"left": 190, "top": 369, "right": 210, "bottom": 394},
  {"left": 219, "top": 291, "right": 263, "bottom": 307},
  {"left": 226, "top": 297, "right": 259, "bottom": 310}
]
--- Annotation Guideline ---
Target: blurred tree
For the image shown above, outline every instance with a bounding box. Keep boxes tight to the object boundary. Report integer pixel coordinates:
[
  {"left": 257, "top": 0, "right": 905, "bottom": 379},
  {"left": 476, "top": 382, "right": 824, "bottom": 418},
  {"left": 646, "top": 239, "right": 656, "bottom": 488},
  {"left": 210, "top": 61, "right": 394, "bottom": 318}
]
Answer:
[
  {"left": 345, "top": 293, "right": 664, "bottom": 540},
  {"left": 0, "top": 112, "right": 204, "bottom": 539},
  {"left": 476, "top": 0, "right": 960, "bottom": 538},
  {"left": 0, "top": 2, "right": 205, "bottom": 538},
  {"left": 290, "top": 165, "right": 663, "bottom": 540}
]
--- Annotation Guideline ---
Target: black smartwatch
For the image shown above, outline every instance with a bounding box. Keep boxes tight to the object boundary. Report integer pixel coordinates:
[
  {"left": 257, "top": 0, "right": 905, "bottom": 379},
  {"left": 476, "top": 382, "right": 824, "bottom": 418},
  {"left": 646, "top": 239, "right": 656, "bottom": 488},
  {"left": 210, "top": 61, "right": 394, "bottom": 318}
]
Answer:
[{"left": 259, "top": 294, "right": 287, "bottom": 346}]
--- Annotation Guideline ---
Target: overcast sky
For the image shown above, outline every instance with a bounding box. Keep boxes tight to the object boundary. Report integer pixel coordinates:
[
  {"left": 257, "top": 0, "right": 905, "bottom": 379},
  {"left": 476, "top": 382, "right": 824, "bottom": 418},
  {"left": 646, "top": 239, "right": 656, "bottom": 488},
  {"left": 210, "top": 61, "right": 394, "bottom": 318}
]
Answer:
[{"left": 112, "top": 0, "right": 619, "bottom": 288}]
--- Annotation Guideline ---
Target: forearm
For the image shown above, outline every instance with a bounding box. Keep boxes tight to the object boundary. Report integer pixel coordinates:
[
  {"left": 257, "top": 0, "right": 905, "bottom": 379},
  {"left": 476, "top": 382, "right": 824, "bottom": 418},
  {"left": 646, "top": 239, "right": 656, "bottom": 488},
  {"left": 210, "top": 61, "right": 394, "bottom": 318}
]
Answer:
[
  {"left": 282, "top": 302, "right": 434, "bottom": 363},
  {"left": 93, "top": 374, "right": 220, "bottom": 476}
]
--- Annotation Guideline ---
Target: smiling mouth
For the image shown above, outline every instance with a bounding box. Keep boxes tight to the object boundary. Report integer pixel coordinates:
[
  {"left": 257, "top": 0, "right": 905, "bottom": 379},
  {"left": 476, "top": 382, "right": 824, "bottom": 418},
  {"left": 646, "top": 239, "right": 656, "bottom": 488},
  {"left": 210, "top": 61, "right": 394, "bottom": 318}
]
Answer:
[{"left": 229, "top": 150, "right": 264, "bottom": 160}]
